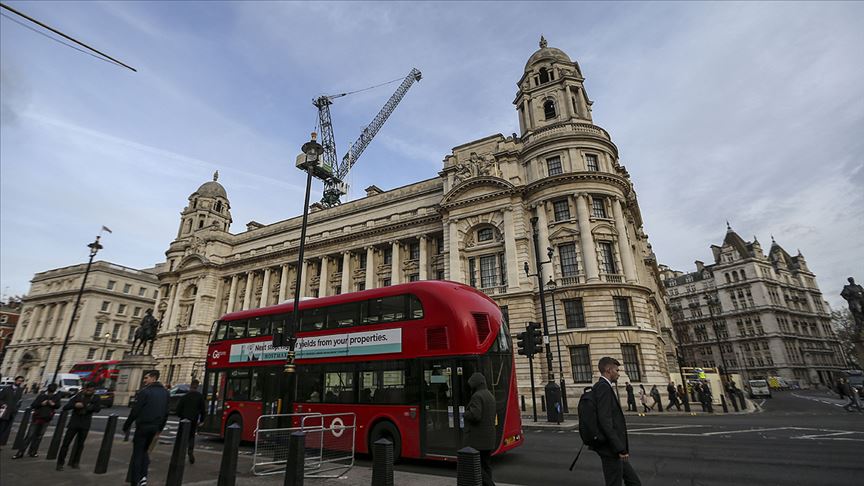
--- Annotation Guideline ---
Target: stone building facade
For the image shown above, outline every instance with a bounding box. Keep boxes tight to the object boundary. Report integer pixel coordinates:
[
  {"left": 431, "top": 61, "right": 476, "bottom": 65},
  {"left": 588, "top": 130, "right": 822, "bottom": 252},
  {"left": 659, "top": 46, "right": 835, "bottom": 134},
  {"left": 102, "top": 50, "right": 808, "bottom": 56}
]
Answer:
[
  {"left": 152, "top": 39, "right": 675, "bottom": 401},
  {"left": 660, "top": 226, "right": 844, "bottom": 388},
  {"left": 0, "top": 261, "right": 158, "bottom": 384},
  {"left": 0, "top": 300, "right": 21, "bottom": 367}
]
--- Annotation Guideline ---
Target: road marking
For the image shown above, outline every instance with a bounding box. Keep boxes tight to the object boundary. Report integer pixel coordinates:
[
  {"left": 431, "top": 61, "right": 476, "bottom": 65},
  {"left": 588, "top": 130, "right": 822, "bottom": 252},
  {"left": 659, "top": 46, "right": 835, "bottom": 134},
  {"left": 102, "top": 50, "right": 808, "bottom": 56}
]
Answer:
[
  {"left": 795, "top": 431, "right": 857, "bottom": 439},
  {"left": 701, "top": 427, "right": 789, "bottom": 436},
  {"left": 628, "top": 425, "right": 708, "bottom": 432}
]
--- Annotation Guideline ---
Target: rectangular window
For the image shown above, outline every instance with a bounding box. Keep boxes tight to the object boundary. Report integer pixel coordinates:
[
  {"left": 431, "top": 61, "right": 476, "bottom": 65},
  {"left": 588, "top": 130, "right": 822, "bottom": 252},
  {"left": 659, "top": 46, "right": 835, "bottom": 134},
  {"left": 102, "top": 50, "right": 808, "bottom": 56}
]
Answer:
[
  {"left": 614, "top": 297, "right": 632, "bottom": 326},
  {"left": 87, "top": 348, "right": 97, "bottom": 360},
  {"left": 337, "top": 257, "right": 344, "bottom": 273},
  {"left": 559, "top": 244, "right": 579, "bottom": 277},
  {"left": 105, "top": 350, "right": 114, "bottom": 360},
  {"left": 586, "top": 154, "right": 599, "bottom": 171},
  {"left": 93, "top": 323, "right": 104, "bottom": 338},
  {"left": 128, "top": 327, "right": 137, "bottom": 343},
  {"left": 382, "top": 278, "right": 391, "bottom": 287},
  {"left": 569, "top": 345, "right": 592, "bottom": 383},
  {"left": 133, "top": 307, "right": 142, "bottom": 318},
  {"left": 323, "top": 370, "right": 355, "bottom": 403},
  {"left": 563, "top": 298, "right": 586, "bottom": 328},
  {"left": 123, "top": 283, "right": 132, "bottom": 294},
  {"left": 383, "top": 248, "right": 393, "bottom": 265},
  {"left": 546, "top": 156, "right": 562, "bottom": 176},
  {"left": 553, "top": 200, "right": 571, "bottom": 221},
  {"left": 363, "top": 295, "right": 408, "bottom": 324},
  {"left": 226, "top": 369, "right": 251, "bottom": 401},
  {"left": 107, "top": 280, "right": 116, "bottom": 290},
  {"left": 152, "top": 290, "right": 158, "bottom": 299},
  {"left": 409, "top": 242, "right": 420, "bottom": 260},
  {"left": 112, "top": 323, "right": 122, "bottom": 339},
  {"left": 117, "top": 304, "right": 127, "bottom": 315},
  {"left": 101, "top": 301, "right": 110, "bottom": 312},
  {"left": 591, "top": 196, "right": 607, "bottom": 218},
  {"left": 435, "top": 237, "right": 444, "bottom": 255},
  {"left": 468, "top": 257, "right": 477, "bottom": 287},
  {"left": 436, "top": 270, "right": 446, "bottom": 280},
  {"left": 359, "top": 364, "right": 409, "bottom": 404},
  {"left": 621, "top": 344, "right": 642, "bottom": 381},
  {"left": 599, "top": 242, "right": 617, "bottom": 274},
  {"left": 138, "top": 287, "right": 147, "bottom": 297},
  {"left": 359, "top": 253, "right": 367, "bottom": 269},
  {"left": 409, "top": 274, "right": 420, "bottom": 282},
  {"left": 479, "top": 255, "right": 499, "bottom": 288},
  {"left": 477, "top": 228, "right": 494, "bottom": 242}
]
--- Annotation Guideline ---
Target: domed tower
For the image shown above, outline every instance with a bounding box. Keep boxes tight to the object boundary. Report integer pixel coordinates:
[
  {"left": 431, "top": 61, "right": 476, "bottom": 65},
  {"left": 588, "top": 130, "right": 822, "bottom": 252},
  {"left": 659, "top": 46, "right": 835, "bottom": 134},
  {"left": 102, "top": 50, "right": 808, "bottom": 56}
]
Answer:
[
  {"left": 177, "top": 171, "right": 232, "bottom": 237},
  {"left": 514, "top": 36, "right": 594, "bottom": 135}
]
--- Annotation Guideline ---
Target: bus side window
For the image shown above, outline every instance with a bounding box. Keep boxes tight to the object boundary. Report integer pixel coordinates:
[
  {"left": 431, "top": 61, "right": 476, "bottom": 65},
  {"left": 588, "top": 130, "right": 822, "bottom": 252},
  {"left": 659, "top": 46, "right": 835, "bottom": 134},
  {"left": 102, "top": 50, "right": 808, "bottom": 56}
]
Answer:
[
  {"left": 379, "top": 296, "right": 405, "bottom": 323},
  {"left": 408, "top": 295, "right": 424, "bottom": 319},
  {"left": 301, "top": 308, "right": 325, "bottom": 331},
  {"left": 248, "top": 316, "right": 270, "bottom": 338},
  {"left": 213, "top": 321, "right": 228, "bottom": 341},
  {"left": 226, "top": 369, "right": 251, "bottom": 401},
  {"left": 327, "top": 303, "right": 359, "bottom": 329},
  {"left": 271, "top": 315, "right": 288, "bottom": 341},
  {"left": 226, "top": 320, "right": 248, "bottom": 340},
  {"left": 297, "top": 366, "right": 324, "bottom": 402}
]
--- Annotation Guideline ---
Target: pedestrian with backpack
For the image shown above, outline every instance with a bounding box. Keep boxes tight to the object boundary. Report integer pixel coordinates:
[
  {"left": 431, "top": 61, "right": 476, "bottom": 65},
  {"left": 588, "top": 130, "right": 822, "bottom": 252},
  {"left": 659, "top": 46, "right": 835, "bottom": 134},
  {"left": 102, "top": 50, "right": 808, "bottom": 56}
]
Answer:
[{"left": 590, "top": 357, "right": 641, "bottom": 485}]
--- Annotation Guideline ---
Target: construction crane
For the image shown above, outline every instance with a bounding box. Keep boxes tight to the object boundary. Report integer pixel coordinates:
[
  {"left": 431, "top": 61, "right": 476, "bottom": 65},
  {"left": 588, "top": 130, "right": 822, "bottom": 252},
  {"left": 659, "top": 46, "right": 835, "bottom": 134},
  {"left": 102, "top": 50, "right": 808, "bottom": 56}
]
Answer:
[{"left": 313, "top": 68, "right": 422, "bottom": 207}]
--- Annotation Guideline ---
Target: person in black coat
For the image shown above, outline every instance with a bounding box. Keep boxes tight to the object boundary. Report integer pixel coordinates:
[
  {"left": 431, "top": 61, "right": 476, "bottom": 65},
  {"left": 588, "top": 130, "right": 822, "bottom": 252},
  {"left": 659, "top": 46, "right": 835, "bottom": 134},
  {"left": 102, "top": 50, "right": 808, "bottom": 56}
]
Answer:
[
  {"left": 56, "top": 382, "right": 101, "bottom": 470},
  {"left": 175, "top": 379, "right": 207, "bottom": 464},
  {"left": 666, "top": 382, "right": 681, "bottom": 411},
  {"left": 624, "top": 383, "right": 637, "bottom": 412},
  {"left": 593, "top": 357, "right": 641, "bottom": 486},
  {"left": 123, "top": 370, "right": 169, "bottom": 486},
  {"left": 0, "top": 375, "right": 26, "bottom": 447},
  {"left": 464, "top": 372, "right": 496, "bottom": 486},
  {"left": 13, "top": 383, "right": 62, "bottom": 458}
]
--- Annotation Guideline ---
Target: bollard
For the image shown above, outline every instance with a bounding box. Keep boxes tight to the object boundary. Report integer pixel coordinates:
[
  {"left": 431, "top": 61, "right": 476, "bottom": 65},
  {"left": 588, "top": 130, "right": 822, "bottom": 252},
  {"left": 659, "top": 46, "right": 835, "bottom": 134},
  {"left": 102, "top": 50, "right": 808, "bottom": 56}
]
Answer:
[
  {"left": 520, "top": 395, "right": 526, "bottom": 412},
  {"left": 730, "top": 394, "right": 739, "bottom": 412},
  {"left": 166, "top": 419, "right": 191, "bottom": 485},
  {"left": 371, "top": 438, "right": 394, "bottom": 486},
  {"left": 284, "top": 431, "right": 305, "bottom": 486},
  {"left": 217, "top": 423, "right": 241, "bottom": 486},
  {"left": 738, "top": 392, "right": 747, "bottom": 410},
  {"left": 94, "top": 414, "right": 119, "bottom": 474},
  {"left": 682, "top": 396, "right": 691, "bottom": 413},
  {"left": 12, "top": 408, "right": 32, "bottom": 450},
  {"left": 721, "top": 395, "right": 729, "bottom": 413},
  {"left": 541, "top": 395, "right": 546, "bottom": 413},
  {"left": 457, "top": 446, "right": 482, "bottom": 486},
  {"left": 46, "top": 410, "right": 69, "bottom": 460}
]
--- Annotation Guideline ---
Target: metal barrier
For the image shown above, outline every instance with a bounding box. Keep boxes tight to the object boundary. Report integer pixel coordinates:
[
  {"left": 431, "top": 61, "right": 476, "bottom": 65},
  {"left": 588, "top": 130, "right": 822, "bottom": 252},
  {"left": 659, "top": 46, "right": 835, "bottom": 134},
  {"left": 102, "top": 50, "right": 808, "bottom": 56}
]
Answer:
[{"left": 252, "top": 413, "right": 356, "bottom": 478}]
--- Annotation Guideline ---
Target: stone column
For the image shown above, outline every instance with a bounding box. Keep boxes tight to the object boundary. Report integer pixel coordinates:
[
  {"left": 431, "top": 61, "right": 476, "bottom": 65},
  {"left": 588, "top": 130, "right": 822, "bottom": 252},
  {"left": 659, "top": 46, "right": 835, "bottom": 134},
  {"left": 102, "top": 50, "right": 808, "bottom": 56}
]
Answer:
[
  {"left": 419, "top": 236, "right": 428, "bottom": 280},
  {"left": 576, "top": 193, "right": 600, "bottom": 282},
  {"left": 169, "top": 283, "right": 183, "bottom": 330},
  {"left": 576, "top": 88, "right": 589, "bottom": 119},
  {"left": 448, "top": 220, "right": 461, "bottom": 282},
  {"left": 526, "top": 97, "right": 535, "bottom": 128},
  {"left": 163, "top": 284, "right": 179, "bottom": 329},
  {"left": 503, "top": 208, "right": 520, "bottom": 291},
  {"left": 535, "top": 201, "right": 552, "bottom": 284},
  {"left": 279, "top": 264, "right": 289, "bottom": 302},
  {"left": 34, "top": 304, "right": 53, "bottom": 339},
  {"left": 51, "top": 302, "right": 69, "bottom": 341},
  {"left": 261, "top": 268, "right": 272, "bottom": 308},
  {"left": 365, "top": 247, "right": 376, "bottom": 290},
  {"left": 613, "top": 197, "right": 638, "bottom": 284},
  {"left": 320, "top": 257, "right": 330, "bottom": 297},
  {"left": 565, "top": 85, "right": 575, "bottom": 119},
  {"left": 341, "top": 252, "right": 352, "bottom": 293},
  {"left": 24, "top": 305, "right": 44, "bottom": 340},
  {"left": 226, "top": 275, "right": 239, "bottom": 313},
  {"left": 299, "top": 260, "right": 309, "bottom": 298},
  {"left": 390, "top": 241, "right": 401, "bottom": 285},
  {"left": 518, "top": 102, "right": 526, "bottom": 134},
  {"left": 561, "top": 87, "right": 572, "bottom": 119},
  {"left": 242, "top": 273, "right": 254, "bottom": 310}
]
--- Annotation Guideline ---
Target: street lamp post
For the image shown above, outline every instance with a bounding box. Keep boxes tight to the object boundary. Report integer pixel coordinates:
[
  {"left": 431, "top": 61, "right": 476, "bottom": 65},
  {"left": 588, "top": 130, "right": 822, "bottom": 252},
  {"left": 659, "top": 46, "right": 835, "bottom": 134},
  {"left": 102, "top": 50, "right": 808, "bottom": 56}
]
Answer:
[
  {"left": 50, "top": 235, "right": 103, "bottom": 386},
  {"left": 100, "top": 332, "right": 111, "bottom": 360},
  {"left": 165, "top": 311, "right": 181, "bottom": 387},
  {"left": 524, "top": 216, "right": 562, "bottom": 423},
  {"left": 545, "top": 278, "right": 568, "bottom": 413},
  {"left": 704, "top": 294, "right": 729, "bottom": 384},
  {"left": 281, "top": 132, "right": 326, "bottom": 410},
  {"left": 670, "top": 304, "right": 691, "bottom": 412}
]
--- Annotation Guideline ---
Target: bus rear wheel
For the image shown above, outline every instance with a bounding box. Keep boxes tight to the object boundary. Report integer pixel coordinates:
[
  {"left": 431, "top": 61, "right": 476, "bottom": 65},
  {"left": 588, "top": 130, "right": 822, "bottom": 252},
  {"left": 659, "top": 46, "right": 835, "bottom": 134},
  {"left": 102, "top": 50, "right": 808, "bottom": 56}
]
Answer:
[{"left": 368, "top": 421, "right": 401, "bottom": 462}]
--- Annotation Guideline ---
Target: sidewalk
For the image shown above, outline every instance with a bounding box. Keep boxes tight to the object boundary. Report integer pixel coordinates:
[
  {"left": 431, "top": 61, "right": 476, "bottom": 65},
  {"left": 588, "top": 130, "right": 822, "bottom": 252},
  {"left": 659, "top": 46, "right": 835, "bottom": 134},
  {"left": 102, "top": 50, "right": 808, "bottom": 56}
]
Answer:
[{"left": 0, "top": 425, "right": 522, "bottom": 486}]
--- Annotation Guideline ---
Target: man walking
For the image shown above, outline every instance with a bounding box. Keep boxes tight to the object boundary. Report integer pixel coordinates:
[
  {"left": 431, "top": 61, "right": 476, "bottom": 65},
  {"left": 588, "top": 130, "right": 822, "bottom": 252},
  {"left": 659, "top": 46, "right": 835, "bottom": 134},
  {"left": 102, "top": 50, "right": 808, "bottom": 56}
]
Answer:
[
  {"left": 841, "top": 379, "right": 862, "bottom": 412},
  {"left": 124, "top": 370, "right": 169, "bottom": 486},
  {"left": 650, "top": 385, "right": 663, "bottom": 413},
  {"left": 624, "top": 383, "right": 637, "bottom": 412},
  {"left": 56, "top": 382, "right": 101, "bottom": 470},
  {"left": 593, "top": 357, "right": 641, "bottom": 486},
  {"left": 464, "top": 372, "right": 496, "bottom": 486},
  {"left": 0, "top": 375, "right": 26, "bottom": 447},
  {"left": 13, "top": 383, "right": 61, "bottom": 458},
  {"left": 666, "top": 382, "right": 681, "bottom": 411},
  {"left": 175, "top": 379, "right": 207, "bottom": 464}
]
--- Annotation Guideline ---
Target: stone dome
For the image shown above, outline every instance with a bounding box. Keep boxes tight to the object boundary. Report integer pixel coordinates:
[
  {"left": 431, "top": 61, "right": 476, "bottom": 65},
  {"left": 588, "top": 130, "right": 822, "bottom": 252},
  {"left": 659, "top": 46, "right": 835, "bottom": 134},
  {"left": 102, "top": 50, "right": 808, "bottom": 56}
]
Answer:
[
  {"left": 524, "top": 36, "right": 572, "bottom": 72},
  {"left": 193, "top": 171, "right": 227, "bottom": 199}
]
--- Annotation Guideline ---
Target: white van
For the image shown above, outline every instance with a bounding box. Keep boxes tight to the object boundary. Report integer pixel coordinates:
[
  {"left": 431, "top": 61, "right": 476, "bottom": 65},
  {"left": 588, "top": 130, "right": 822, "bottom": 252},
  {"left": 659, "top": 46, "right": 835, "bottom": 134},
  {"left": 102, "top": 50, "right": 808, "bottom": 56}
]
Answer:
[
  {"left": 748, "top": 379, "right": 772, "bottom": 399},
  {"left": 45, "top": 373, "right": 83, "bottom": 397}
]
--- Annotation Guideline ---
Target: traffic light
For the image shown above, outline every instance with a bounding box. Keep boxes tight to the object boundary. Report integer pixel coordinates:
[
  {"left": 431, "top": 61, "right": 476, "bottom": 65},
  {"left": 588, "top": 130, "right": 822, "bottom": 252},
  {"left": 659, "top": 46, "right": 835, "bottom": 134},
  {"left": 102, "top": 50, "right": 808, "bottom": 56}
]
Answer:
[
  {"left": 516, "top": 330, "right": 530, "bottom": 356},
  {"left": 528, "top": 321, "right": 543, "bottom": 355}
]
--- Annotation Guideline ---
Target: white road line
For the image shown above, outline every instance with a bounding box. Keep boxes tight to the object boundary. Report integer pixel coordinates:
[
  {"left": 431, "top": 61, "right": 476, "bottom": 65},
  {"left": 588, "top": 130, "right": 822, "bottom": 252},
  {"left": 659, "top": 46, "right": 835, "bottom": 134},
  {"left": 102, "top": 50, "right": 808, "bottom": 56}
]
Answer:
[
  {"left": 628, "top": 425, "right": 708, "bottom": 432},
  {"left": 701, "top": 427, "right": 789, "bottom": 436},
  {"left": 796, "top": 431, "right": 857, "bottom": 439}
]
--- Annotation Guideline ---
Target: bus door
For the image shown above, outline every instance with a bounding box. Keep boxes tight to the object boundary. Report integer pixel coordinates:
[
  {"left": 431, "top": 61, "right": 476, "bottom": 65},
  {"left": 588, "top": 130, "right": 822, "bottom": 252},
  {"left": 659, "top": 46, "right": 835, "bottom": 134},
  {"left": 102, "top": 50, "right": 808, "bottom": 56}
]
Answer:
[
  {"left": 422, "top": 360, "right": 466, "bottom": 456},
  {"left": 202, "top": 370, "right": 227, "bottom": 434}
]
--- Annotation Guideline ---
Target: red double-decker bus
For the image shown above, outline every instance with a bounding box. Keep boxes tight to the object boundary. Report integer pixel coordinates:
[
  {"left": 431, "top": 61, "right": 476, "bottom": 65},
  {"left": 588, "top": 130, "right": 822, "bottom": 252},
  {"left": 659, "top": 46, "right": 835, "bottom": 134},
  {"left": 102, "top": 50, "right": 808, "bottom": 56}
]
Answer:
[
  {"left": 202, "top": 280, "right": 523, "bottom": 459},
  {"left": 70, "top": 360, "right": 120, "bottom": 389}
]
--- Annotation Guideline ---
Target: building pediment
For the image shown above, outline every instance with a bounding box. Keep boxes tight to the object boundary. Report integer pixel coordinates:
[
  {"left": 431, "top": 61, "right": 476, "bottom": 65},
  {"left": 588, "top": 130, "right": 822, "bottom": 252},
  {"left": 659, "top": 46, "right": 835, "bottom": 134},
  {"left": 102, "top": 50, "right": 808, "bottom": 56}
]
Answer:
[
  {"left": 548, "top": 226, "right": 580, "bottom": 242},
  {"left": 177, "top": 254, "right": 209, "bottom": 271},
  {"left": 440, "top": 177, "right": 515, "bottom": 208}
]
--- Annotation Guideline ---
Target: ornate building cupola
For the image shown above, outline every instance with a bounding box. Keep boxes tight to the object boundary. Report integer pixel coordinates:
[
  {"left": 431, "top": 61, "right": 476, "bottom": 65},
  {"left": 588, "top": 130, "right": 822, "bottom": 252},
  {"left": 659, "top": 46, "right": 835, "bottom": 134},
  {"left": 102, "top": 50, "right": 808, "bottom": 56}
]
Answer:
[
  {"left": 514, "top": 36, "right": 594, "bottom": 135},
  {"left": 177, "top": 171, "right": 232, "bottom": 238}
]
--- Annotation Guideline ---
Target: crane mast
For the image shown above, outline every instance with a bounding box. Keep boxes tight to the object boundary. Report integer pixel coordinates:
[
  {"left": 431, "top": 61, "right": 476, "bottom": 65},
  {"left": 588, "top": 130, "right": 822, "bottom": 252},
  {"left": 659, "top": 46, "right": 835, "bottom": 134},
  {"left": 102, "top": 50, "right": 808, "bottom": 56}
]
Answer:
[{"left": 315, "top": 68, "right": 422, "bottom": 207}]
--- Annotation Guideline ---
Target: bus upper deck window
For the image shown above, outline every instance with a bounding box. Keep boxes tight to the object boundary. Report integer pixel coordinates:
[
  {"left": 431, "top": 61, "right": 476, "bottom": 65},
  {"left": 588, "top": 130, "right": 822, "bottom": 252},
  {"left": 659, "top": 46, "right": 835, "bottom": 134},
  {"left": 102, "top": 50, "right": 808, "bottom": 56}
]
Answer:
[
  {"left": 248, "top": 316, "right": 270, "bottom": 337},
  {"left": 213, "top": 321, "right": 228, "bottom": 341},
  {"left": 301, "top": 308, "right": 325, "bottom": 331},
  {"left": 408, "top": 295, "right": 424, "bottom": 319},
  {"left": 226, "top": 320, "right": 247, "bottom": 340}
]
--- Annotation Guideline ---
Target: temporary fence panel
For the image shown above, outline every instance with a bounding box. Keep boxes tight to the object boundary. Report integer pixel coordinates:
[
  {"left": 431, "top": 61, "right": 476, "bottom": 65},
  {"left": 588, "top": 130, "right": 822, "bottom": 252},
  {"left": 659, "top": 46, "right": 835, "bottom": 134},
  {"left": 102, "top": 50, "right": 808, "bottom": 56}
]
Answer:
[{"left": 252, "top": 412, "right": 356, "bottom": 478}]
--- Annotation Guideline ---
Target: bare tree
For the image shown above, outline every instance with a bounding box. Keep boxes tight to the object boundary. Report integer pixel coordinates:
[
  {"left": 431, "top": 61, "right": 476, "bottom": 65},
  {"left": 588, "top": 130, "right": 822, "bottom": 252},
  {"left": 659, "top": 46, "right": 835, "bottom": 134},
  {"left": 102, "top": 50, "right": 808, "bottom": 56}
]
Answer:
[{"left": 832, "top": 309, "right": 864, "bottom": 369}]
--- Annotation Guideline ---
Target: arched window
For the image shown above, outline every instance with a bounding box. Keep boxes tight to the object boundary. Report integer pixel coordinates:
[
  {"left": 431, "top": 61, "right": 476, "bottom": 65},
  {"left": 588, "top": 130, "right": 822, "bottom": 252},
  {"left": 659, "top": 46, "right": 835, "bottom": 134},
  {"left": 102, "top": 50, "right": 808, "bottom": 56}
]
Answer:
[
  {"left": 215, "top": 201, "right": 223, "bottom": 212},
  {"left": 543, "top": 99, "right": 557, "bottom": 119},
  {"left": 539, "top": 68, "right": 550, "bottom": 84}
]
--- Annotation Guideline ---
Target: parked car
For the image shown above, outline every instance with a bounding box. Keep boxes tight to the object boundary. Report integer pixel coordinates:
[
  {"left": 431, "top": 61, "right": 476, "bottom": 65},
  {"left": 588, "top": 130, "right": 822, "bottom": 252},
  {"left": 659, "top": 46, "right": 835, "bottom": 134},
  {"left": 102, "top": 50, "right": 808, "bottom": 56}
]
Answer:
[
  {"left": 95, "top": 388, "right": 115, "bottom": 408},
  {"left": 748, "top": 379, "right": 772, "bottom": 399},
  {"left": 168, "top": 384, "right": 190, "bottom": 415}
]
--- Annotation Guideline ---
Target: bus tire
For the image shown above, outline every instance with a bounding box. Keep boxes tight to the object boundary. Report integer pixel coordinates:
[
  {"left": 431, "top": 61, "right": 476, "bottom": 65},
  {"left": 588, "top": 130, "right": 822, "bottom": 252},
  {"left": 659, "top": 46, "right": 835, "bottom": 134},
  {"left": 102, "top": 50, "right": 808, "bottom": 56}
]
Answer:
[
  {"left": 369, "top": 420, "right": 401, "bottom": 462},
  {"left": 225, "top": 413, "right": 243, "bottom": 437}
]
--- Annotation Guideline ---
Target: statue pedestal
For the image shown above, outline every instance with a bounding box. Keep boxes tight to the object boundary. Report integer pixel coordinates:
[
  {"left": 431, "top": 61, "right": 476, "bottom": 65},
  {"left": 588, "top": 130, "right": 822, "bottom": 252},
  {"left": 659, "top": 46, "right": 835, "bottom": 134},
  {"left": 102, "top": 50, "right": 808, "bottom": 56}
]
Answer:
[{"left": 115, "top": 355, "right": 158, "bottom": 407}]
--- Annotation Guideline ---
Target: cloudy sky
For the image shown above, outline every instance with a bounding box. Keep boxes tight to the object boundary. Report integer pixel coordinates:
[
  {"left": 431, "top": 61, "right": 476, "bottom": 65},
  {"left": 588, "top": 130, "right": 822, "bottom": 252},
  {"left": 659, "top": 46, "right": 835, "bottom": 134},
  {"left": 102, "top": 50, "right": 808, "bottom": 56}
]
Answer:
[{"left": 1, "top": 1, "right": 862, "bottom": 310}]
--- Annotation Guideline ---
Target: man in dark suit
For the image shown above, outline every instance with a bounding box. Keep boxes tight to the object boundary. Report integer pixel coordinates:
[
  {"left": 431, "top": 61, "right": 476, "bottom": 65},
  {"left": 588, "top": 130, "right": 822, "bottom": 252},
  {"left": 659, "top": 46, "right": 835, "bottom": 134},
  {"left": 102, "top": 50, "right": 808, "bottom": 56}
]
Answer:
[
  {"left": 175, "top": 379, "right": 207, "bottom": 464},
  {"left": 464, "top": 372, "right": 496, "bottom": 486},
  {"left": 56, "top": 382, "right": 101, "bottom": 470},
  {"left": 593, "top": 357, "right": 641, "bottom": 486},
  {"left": 124, "top": 369, "right": 170, "bottom": 486},
  {"left": 13, "top": 383, "right": 62, "bottom": 458},
  {"left": 0, "top": 375, "right": 26, "bottom": 447}
]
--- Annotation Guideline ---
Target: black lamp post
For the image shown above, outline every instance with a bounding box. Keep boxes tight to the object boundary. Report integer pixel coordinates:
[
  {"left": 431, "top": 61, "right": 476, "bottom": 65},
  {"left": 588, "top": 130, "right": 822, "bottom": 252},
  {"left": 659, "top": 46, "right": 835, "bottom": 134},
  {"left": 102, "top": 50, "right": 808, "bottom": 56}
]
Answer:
[
  {"left": 704, "top": 294, "right": 729, "bottom": 384},
  {"left": 50, "top": 235, "right": 103, "bottom": 386},
  {"left": 545, "top": 278, "right": 568, "bottom": 413},
  {"left": 524, "top": 216, "right": 562, "bottom": 423},
  {"left": 670, "top": 304, "right": 691, "bottom": 412},
  {"left": 100, "top": 332, "right": 111, "bottom": 360},
  {"left": 282, "top": 133, "right": 325, "bottom": 409}
]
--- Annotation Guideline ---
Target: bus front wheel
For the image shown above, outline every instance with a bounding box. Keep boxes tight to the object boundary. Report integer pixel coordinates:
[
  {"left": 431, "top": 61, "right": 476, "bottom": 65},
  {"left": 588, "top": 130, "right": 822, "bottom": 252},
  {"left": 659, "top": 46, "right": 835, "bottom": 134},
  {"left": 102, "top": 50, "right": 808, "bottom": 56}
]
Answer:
[{"left": 368, "top": 421, "right": 401, "bottom": 462}]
